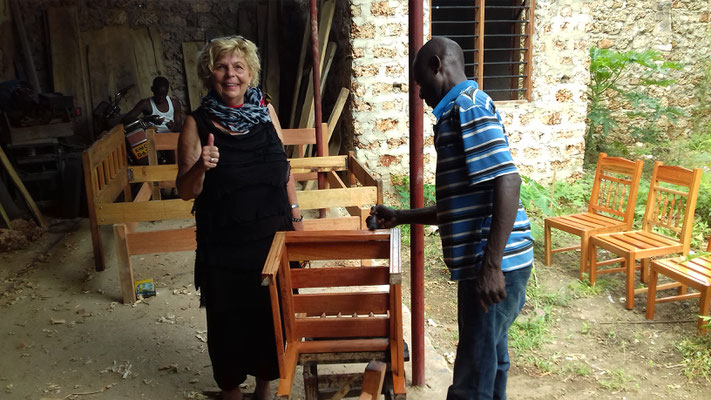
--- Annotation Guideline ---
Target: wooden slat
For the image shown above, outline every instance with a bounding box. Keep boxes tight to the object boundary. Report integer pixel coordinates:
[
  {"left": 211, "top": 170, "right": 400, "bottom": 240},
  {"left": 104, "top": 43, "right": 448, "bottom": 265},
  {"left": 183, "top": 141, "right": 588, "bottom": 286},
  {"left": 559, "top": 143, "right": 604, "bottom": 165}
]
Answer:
[
  {"left": 281, "top": 127, "right": 322, "bottom": 146},
  {"left": 289, "top": 155, "right": 347, "bottom": 172},
  {"left": 297, "top": 339, "right": 389, "bottom": 354},
  {"left": 182, "top": 41, "right": 206, "bottom": 111},
  {"left": 125, "top": 227, "right": 196, "bottom": 255},
  {"left": 114, "top": 224, "right": 135, "bottom": 304},
  {"left": 302, "top": 217, "right": 361, "bottom": 231},
  {"left": 295, "top": 316, "right": 388, "bottom": 339},
  {"left": 262, "top": 232, "right": 286, "bottom": 286},
  {"left": 0, "top": 144, "right": 47, "bottom": 228},
  {"left": 153, "top": 132, "right": 180, "bottom": 150},
  {"left": 128, "top": 164, "right": 178, "bottom": 183},
  {"left": 293, "top": 292, "right": 389, "bottom": 315},
  {"left": 287, "top": 241, "right": 390, "bottom": 261},
  {"left": 297, "top": 187, "right": 377, "bottom": 210},
  {"left": 95, "top": 199, "right": 193, "bottom": 224},
  {"left": 95, "top": 169, "right": 129, "bottom": 205},
  {"left": 348, "top": 153, "right": 379, "bottom": 188},
  {"left": 636, "top": 230, "right": 679, "bottom": 246},
  {"left": 291, "top": 267, "right": 390, "bottom": 288},
  {"left": 656, "top": 164, "right": 696, "bottom": 187},
  {"left": 285, "top": 229, "right": 391, "bottom": 243},
  {"left": 390, "top": 228, "right": 402, "bottom": 283}
]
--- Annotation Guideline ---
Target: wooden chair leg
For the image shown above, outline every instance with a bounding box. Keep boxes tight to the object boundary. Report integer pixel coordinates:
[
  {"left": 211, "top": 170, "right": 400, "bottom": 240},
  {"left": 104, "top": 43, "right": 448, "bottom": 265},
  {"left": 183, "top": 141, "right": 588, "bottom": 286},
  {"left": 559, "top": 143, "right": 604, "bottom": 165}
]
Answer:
[
  {"left": 579, "top": 235, "right": 589, "bottom": 280},
  {"left": 699, "top": 287, "right": 711, "bottom": 335},
  {"left": 640, "top": 258, "right": 650, "bottom": 284},
  {"left": 589, "top": 242, "right": 597, "bottom": 285},
  {"left": 645, "top": 268, "right": 659, "bottom": 320},
  {"left": 625, "top": 254, "right": 636, "bottom": 310},
  {"left": 114, "top": 223, "right": 136, "bottom": 304},
  {"left": 544, "top": 220, "right": 552, "bottom": 266}
]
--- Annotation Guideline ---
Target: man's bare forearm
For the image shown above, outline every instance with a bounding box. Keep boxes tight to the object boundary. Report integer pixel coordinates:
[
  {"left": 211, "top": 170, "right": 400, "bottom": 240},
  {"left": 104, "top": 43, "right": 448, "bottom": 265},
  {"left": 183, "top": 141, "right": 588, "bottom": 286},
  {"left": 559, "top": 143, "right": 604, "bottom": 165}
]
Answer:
[
  {"left": 483, "top": 173, "right": 521, "bottom": 267},
  {"left": 395, "top": 206, "right": 438, "bottom": 226}
]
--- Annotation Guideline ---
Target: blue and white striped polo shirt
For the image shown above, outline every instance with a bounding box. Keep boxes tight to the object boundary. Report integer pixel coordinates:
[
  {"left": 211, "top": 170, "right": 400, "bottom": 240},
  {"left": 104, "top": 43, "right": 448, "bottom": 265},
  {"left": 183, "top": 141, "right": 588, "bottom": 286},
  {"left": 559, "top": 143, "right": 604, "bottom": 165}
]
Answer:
[{"left": 432, "top": 80, "right": 533, "bottom": 281}]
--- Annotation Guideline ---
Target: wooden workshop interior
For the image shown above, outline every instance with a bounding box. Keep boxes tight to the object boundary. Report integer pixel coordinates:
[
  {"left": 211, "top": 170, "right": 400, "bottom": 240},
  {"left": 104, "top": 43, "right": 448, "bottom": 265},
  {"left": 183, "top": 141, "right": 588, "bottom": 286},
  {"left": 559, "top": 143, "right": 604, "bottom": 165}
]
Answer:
[{"left": 1, "top": 1, "right": 409, "bottom": 398}]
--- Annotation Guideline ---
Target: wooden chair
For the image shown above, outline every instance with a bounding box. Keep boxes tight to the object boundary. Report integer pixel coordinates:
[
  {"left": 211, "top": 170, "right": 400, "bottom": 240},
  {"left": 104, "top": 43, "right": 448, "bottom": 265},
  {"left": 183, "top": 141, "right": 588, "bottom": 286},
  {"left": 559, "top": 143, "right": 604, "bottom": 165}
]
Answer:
[
  {"left": 261, "top": 229, "right": 406, "bottom": 400},
  {"left": 588, "top": 162, "right": 703, "bottom": 310},
  {"left": 544, "top": 153, "right": 644, "bottom": 278},
  {"left": 646, "top": 237, "right": 711, "bottom": 334}
]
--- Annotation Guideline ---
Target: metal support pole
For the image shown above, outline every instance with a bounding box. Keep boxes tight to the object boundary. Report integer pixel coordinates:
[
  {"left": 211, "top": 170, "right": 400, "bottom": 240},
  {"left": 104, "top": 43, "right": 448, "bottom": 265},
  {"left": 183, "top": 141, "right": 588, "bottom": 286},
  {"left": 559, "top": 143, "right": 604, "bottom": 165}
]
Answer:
[
  {"left": 408, "top": 0, "right": 425, "bottom": 387},
  {"left": 309, "top": 0, "right": 327, "bottom": 219}
]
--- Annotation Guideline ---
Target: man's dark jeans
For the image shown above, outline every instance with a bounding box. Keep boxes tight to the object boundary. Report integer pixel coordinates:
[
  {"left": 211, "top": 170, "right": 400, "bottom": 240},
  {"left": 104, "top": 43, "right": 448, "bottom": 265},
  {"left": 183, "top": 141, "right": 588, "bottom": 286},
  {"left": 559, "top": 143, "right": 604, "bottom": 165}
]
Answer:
[{"left": 446, "top": 266, "right": 532, "bottom": 400}]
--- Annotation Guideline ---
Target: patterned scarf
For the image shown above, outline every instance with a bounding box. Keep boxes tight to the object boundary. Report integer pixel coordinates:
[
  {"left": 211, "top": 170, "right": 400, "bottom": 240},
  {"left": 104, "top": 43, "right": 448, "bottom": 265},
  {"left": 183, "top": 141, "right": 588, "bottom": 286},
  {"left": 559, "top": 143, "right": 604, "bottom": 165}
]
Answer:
[{"left": 199, "top": 87, "right": 270, "bottom": 133}]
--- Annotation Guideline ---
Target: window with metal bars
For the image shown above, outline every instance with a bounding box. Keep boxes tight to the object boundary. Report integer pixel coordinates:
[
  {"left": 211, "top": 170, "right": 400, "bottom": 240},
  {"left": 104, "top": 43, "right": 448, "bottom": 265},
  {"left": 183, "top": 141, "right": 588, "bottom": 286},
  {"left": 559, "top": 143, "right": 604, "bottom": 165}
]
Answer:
[{"left": 430, "top": 0, "right": 535, "bottom": 101}]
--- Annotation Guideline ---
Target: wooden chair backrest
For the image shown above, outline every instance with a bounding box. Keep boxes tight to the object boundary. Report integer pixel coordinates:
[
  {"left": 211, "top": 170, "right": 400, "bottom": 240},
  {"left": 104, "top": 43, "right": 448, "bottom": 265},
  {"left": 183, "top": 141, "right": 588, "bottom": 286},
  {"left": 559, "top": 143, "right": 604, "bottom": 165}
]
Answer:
[
  {"left": 588, "top": 152, "right": 644, "bottom": 227},
  {"left": 82, "top": 124, "right": 130, "bottom": 206},
  {"left": 642, "top": 161, "right": 703, "bottom": 252},
  {"left": 262, "top": 229, "right": 401, "bottom": 374}
]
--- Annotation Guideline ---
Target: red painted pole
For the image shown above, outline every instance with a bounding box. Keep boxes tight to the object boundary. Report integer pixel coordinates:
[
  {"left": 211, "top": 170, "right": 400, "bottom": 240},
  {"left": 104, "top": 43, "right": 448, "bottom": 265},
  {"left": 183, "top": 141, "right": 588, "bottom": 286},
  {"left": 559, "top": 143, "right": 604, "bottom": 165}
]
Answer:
[
  {"left": 309, "top": 0, "right": 326, "bottom": 217},
  {"left": 408, "top": 0, "right": 425, "bottom": 387}
]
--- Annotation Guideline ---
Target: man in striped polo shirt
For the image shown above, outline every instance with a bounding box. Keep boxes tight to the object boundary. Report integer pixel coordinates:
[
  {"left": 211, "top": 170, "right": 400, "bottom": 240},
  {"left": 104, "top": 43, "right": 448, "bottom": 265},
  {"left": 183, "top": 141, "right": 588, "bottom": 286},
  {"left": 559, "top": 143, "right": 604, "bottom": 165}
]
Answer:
[{"left": 369, "top": 37, "right": 534, "bottom": 399}]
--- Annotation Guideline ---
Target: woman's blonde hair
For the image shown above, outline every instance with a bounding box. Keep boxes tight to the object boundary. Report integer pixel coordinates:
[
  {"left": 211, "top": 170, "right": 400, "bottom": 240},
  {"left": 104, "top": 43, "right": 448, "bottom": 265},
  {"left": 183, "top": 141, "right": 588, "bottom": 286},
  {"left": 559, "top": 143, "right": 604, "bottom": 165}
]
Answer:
[{"left": 197, "top": 36, "right": 261, "bottom": 89}]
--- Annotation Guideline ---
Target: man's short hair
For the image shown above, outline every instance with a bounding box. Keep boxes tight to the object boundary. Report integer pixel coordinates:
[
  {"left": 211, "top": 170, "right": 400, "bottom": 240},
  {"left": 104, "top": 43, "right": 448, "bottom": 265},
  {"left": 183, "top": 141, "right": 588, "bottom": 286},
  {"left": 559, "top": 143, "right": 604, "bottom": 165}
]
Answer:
[{"left": 152, "top": 76, "right": 169, "bottom": 89}]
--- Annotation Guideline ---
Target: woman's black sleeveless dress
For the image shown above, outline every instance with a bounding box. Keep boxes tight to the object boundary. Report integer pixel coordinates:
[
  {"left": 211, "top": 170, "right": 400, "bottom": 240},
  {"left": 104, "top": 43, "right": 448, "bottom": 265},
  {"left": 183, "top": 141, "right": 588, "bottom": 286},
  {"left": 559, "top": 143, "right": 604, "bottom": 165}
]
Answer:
[{"left": 192, "top": 108, "right": 292, "bottom": 390}]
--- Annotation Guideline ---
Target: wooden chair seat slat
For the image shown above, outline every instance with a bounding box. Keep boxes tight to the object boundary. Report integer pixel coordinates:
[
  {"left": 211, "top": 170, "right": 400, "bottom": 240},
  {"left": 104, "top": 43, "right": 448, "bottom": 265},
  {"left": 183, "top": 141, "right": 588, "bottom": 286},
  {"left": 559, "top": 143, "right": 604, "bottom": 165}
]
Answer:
[{"left": 635, "top": 230, "right": 679, "bottom": 246}]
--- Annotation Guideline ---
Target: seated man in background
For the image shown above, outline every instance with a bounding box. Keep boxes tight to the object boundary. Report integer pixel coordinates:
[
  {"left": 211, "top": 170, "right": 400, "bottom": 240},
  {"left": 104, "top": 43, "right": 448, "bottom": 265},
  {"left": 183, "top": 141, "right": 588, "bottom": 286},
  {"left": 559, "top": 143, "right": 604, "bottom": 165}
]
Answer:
[{"left": 122, "top": 76, "right": 183, "bottom": 133}]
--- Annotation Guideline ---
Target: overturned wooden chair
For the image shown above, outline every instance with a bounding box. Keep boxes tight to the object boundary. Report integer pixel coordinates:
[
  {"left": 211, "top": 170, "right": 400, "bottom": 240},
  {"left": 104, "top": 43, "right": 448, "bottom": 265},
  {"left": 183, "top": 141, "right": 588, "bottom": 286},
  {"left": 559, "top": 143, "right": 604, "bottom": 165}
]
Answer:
[
  {"left": 646, "top": 236, "right": 711, "bottom": 334},
  {"left": 261, "top": 229, "right": 406, "bottom": 399},
  {"left": 589, "top": 162, "right": 703, "bottom": 310},
  {"left": 544, "top": 153, "right": 643, "bottom": 278}
]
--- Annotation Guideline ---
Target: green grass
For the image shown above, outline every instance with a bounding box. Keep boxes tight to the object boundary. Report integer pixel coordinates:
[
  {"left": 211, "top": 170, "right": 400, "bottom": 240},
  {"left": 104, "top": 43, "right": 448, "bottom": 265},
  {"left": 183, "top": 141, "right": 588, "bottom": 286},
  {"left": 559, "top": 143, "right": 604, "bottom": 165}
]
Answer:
[
  {"left": 676, "top": 334, "right": 711, "bottom": 380},
  {"left": 599, "top": 368, "right": 637, "bottom": 391}
]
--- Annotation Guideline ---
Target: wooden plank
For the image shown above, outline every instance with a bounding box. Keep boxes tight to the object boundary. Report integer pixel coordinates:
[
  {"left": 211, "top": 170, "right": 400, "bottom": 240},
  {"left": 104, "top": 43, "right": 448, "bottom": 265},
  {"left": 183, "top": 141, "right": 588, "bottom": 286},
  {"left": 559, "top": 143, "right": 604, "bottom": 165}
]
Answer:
[
  {"left": 0, "top": 0, "right": 14, "bottom": 81},
  {"left": 132, "top": 26, "right": 165, "bottom": 101},
  {"left": 285, "top": 229, "right": 391, "bottom": 243},
  {"left": 359, "top": 361, "right": 387, "bottom": 400},
  {"left": 261, "top": 231, "right": 286, "bottom": 286},
  {"left": 300, "top": 42, "right": 337, "bottom": 157},
  {"left": 144, "top": 128, "right": 161, "bottom": 200},
  {"left": 289, "top": 156, "right": 347, "bottom": 173},
  {"left": 125, "top": 227, "right": 196, "bottom": 255},
  {"left": 296, "top": 187, "right": 377, "bottom": 210},
  {"left": 288, "top": 13, "right": 312, "bottom": 129},
  {"left": 293, "top": 292, "right": 389, "bottom": 315},
  {"left": 298, "top": 339, "right": 389, "bottom": 354},
  {"left": 95, "top": 199, "right": 193, "bottom": 224},
  {"left": 86, "top": 126, "right": 126, "bottom": 169},
  {"left": 282, "top": 127, "right": 319, "bottom": 145},
  {"left": 182, "top": 41, "right": 206, "bottom": 111},
  {"left": 128, "top": 164, "right": 178, "bottom": 183},
  {"left": 390, "top": 228, "right": 402, "bottom": 284},
  {"left": 291, "top": 267, "right": 390, "bottom": 288},
  {"left": 302, "top": 217, "right": 361, "bottom": 231},
  {"left": 287, "top": 242, "right": 390, "bottom": 261},
  {"left": 47, "top": 6, "right": 91, "bottom": 140},
  {"left": 327, "top": 88, "right": 349, "bottom": 142},
  {"left": 297, "top": 0, "right": 336, "bottom": 130},
  {"left": 114, "top": 223, "right": 136, "bottom": 304},
  {"left": 294, "top": 316, "right": 389, "bottom": 339},
  {"left": 9, "top": 0, "right": 39, "bottom": 92},
  {"left": 154, "top": 132, "right": 180, "bottom": 150},
  {"left": 0, "top": 145, "right": 46, "bottom": 228},
  {"left": 84, "top": 25, "right": 143, "bottom": 114}
]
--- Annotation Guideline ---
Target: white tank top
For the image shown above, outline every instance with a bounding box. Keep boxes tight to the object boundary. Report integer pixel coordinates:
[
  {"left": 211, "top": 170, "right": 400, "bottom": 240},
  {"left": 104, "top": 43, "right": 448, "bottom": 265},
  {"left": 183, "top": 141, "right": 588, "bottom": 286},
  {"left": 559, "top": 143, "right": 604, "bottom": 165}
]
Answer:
[{"left": 149, "top": 97, "right": 174, "bottom": 132}]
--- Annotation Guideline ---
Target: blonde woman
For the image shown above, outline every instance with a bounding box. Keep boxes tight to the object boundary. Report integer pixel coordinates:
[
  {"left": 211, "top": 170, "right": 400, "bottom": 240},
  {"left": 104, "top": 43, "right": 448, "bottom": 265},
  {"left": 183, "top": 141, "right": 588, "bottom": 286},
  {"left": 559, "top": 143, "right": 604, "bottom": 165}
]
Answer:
[{"left": 177, "top": 36, "right": 302, "bottom": 400}]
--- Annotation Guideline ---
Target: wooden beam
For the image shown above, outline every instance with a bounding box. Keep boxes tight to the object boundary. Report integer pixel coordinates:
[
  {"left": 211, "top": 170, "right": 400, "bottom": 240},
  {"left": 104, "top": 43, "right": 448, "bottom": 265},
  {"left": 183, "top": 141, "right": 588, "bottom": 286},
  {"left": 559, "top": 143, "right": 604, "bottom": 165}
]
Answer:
[
  {"left": 0, "top": 144, "right": 46, "bottom": 228},
  {"left": 296, "top": 187, "right": 377, "bottom": 210},
  {"left": 95, "top": 198, "right": 193, "bottom": 225},
  {"left": 182, "top": 41, "right": 206, "bottom": 111},
  {"left": 125, "top": 227, "right": 196, "bottom": 255}
]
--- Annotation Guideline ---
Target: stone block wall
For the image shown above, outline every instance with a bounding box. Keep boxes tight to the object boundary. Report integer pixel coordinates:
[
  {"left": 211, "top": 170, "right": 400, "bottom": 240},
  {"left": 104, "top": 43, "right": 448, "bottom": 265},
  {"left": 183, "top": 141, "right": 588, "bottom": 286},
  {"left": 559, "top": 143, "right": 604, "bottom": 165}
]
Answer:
[
  {"left": 350, "top": 0, "right": 591, "bottom": 193},
  {"left": 588, "top": 0, "right": 711, "bottom": 140}
]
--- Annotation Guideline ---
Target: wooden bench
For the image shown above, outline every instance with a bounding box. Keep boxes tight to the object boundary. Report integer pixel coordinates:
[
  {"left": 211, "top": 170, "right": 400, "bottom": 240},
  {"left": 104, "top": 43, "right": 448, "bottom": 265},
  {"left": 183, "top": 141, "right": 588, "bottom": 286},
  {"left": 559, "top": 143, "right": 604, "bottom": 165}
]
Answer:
[
  {"left": 261, "top": 229, "right": 406, "bottom": 400},
  {"left": 82, "top": 123, "right": 382, "bottom": 304}
]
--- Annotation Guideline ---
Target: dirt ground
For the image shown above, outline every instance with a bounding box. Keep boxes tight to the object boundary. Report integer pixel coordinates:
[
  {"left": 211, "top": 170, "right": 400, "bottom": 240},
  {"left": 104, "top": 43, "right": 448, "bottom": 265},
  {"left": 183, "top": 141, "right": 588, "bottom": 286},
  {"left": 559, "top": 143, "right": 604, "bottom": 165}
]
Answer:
[{"left": 1, "top": 220, "right": 710, "bottom": 399}]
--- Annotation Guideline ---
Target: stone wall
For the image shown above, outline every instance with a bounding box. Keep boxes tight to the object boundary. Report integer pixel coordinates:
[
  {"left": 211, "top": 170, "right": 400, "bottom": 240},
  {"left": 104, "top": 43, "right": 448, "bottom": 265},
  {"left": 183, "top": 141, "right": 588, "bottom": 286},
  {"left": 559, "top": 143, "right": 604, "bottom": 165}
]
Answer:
[
  {"left": 350, "top": 0, "right": 591, "bottom": 193},
  {"left": 588, "top": 0, "right": 711, "bottom": 140}
]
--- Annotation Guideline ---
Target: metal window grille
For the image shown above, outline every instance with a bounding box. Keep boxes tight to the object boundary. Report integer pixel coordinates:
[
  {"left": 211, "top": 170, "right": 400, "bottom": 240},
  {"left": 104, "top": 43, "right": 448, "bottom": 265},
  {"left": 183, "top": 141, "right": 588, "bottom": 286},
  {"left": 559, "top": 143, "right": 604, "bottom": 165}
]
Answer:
[{"left": 431, "top": 0, "right": 535, "bottom": 101}]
